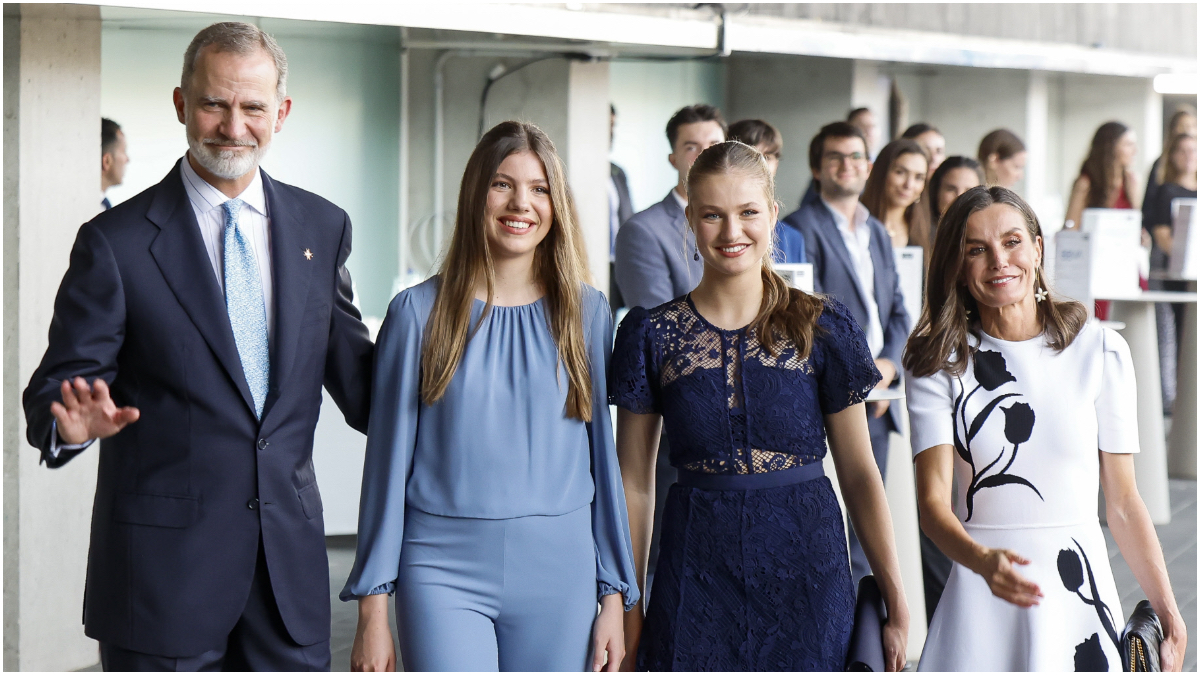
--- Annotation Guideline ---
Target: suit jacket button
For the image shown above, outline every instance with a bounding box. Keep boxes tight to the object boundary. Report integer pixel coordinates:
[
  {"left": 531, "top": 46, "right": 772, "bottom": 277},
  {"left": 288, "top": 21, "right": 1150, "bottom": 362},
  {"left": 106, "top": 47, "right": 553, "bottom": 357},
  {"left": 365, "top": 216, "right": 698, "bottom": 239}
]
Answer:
[
  {"left": 257, "top": 439, "right": 268, "bottom": 451},
  {"left": 248, "top": 499, "right": 259, "bottom": 510}
]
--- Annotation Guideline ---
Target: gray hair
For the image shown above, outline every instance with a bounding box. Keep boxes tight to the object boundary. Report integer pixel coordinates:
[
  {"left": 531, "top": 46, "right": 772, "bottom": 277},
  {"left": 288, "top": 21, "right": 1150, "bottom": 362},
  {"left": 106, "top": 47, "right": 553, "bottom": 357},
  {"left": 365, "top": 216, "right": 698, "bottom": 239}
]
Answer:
[{"left": 181, "top": 22, "right": 288, "bottom": 102}]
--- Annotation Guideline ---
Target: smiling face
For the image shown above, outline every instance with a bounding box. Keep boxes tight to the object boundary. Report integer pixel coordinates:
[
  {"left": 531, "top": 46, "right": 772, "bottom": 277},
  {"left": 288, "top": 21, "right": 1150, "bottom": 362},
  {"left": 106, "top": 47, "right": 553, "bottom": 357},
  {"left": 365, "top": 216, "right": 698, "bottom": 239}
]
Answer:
[
  {"left": 960, "top": 203, "right": 1043, "bottom": 312},
  {"left": 669, "top": 121, "right": 726, "bottom": 187},
  {"left": 915, "top": 130, "right": 946, "bottom": 173},
  {"left": 483, "top": 150, "right": 554, "bottom": 263},
  {"left": 174, "top": 46, "right": 291, "bottom": 181},
  {"left": 687, "top": 170, "right": 778, "bottom": 279},
  {"left": 884, "top": 151, "right": 929, "bottom": 211},
  {"left": 990, "top": 150, "right": 1026, "bottom": 188},
  {"left": 937, "top": 166, "right": 984, "bottom": 215},
  {"left": 817, "top": 134, "right": 870, "bottom": 199}
]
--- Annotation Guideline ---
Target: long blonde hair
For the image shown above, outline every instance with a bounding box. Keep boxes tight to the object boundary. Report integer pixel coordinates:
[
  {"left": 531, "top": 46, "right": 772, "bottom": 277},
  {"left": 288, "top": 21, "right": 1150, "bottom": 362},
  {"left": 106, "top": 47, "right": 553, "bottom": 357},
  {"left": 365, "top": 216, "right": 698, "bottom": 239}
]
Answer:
[
  {"left": 686, "top": 140, "right": 825, "bottom": 360},
  {"left": 420, "top": 121, "right": 595, "bottom": 421}
]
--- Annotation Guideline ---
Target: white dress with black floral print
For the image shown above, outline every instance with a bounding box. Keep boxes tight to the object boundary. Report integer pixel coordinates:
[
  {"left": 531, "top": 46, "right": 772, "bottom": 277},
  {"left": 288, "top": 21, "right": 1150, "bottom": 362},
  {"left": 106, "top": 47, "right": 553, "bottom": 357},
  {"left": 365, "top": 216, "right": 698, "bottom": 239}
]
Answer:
[{"left": 907, "top": 321, "right": 1136, "bottom": 672}]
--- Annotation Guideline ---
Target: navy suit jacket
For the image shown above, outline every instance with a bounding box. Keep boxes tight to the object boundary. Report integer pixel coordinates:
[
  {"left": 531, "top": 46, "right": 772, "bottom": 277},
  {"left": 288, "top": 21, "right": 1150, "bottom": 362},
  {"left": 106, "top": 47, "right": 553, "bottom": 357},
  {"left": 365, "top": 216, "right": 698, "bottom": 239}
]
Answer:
[
  {"left": 22, "top": 160, "right": 374, "bottom": 657},
  {"left": 782, "top": 197, "right": 909, "bottom": 430},
  {"left": 613, "top": 190, "right": 703, "bottom": 310}
]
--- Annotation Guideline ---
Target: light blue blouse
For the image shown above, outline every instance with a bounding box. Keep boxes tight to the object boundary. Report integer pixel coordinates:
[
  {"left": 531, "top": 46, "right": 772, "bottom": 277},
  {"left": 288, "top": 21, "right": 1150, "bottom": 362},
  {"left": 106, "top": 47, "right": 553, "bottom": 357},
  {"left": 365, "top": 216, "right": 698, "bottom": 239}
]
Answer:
[{"left": 340, "top": 278, "right": 639, "bottom": 609}]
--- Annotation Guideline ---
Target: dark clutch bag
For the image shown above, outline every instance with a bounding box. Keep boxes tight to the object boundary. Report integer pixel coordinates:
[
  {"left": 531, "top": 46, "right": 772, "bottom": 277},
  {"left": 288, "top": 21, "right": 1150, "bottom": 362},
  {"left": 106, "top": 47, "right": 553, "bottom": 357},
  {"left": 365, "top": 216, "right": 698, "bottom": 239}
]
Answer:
[
  {"left": 1121, "top": 600, "right": 1163, "bottom": 672},
  {"left": 845, "top": 575, "right": 887, "bottom": 672}
]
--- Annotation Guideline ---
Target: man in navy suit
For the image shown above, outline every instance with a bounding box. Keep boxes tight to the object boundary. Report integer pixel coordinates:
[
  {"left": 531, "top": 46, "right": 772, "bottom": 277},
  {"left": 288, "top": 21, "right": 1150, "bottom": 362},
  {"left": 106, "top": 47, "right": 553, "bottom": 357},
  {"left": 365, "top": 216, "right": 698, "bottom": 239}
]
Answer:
[
  {"left": 23, "top": 22, "right": 372, "bottom": 670},
  {"left": 782, "top": 121, "right": 909, "bottom": 588}
]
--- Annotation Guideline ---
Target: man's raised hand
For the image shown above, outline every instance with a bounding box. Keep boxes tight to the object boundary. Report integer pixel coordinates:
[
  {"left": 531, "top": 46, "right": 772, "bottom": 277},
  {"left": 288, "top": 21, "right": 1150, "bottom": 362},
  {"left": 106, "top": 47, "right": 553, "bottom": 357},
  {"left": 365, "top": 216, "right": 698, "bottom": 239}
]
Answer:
[{"left": 50, "top": 377, "right": 140, "bottom": 445}]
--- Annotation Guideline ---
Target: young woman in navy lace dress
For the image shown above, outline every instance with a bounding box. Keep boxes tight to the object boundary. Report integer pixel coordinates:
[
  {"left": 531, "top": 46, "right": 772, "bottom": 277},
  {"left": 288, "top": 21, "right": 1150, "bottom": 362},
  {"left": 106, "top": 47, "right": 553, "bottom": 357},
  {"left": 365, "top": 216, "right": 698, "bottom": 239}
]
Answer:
[{"left": 611, "top": 141, "right": 910, "bottom": 671}]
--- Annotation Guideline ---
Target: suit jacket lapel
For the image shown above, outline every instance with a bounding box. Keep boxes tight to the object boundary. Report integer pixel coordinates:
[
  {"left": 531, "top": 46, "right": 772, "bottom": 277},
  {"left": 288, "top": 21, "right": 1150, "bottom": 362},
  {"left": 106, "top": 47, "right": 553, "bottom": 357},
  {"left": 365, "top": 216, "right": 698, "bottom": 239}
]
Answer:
[
  {"left": 260, "top": 171, "right": 315, "bottom": 422},
  {"left": 868, "top": 222, "right": 891, "bottom": 326},
  {"left": 661, "top": 190, "right": 695, "bottom": 259},
  {"left": 148, "top": 161, "right": 257, "bottom": 416},
  {"left": 814, "top": 203, "right": 871, "bottom": 311}
]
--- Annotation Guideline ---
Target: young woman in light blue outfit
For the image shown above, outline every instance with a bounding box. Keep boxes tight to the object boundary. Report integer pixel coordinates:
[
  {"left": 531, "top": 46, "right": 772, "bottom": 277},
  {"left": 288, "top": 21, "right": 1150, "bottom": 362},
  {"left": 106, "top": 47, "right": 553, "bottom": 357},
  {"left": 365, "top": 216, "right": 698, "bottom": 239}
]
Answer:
[{"left": 342, "top": 121, "right": 638, "bottom": 672}]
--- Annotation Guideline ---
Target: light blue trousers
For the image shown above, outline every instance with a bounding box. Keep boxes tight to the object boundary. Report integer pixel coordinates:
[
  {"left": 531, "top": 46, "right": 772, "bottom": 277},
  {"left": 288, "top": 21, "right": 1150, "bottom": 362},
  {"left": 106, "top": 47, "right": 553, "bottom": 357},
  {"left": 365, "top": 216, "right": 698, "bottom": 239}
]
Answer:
[{"left": 396, "top": 505, "right": 598, "bottom": 672}]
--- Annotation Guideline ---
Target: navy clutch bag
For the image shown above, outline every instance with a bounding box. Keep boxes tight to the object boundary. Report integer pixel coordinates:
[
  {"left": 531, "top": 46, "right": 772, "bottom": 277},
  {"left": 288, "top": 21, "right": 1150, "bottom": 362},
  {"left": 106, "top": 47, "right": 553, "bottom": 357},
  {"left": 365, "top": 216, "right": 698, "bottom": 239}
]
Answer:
[{"left": 845, "top": 575, "right": 887, "bottom": 671}]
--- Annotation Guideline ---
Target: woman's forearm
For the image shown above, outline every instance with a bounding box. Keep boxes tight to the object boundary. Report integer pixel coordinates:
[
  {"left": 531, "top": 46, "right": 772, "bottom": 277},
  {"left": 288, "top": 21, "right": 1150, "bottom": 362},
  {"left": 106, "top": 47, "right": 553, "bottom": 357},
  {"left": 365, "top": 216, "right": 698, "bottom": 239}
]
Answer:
[
  {"left": 918, "top": 496, "right": 989, "bottom": 576},
  {"left": 840, "top": 467, "right": 909, "bottom": 624},
  {"left": 1107, "top": 492, "right": 1180, "bottom": 621}
]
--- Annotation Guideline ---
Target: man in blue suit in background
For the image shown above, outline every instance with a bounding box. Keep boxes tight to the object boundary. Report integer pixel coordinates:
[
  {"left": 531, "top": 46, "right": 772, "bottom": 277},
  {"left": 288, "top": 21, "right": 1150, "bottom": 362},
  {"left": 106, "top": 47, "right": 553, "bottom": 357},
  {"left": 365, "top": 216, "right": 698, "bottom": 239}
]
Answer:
[
  {"left": 614, "top": 104, "right": 726, "bottom": 310},
  {"left": 782, "top": 121, "right": 910, "bottom": 589},
  {"left": 23, "top": 22, "right": 373, "bottom": 671}
]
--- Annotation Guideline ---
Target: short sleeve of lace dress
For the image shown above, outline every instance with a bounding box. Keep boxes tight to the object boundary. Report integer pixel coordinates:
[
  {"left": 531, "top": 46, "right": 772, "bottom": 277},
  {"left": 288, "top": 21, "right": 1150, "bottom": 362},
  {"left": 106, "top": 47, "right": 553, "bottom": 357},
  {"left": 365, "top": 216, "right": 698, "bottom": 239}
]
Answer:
[
  {"left": 815, "top": 298, "right": 883, "bottom": 416},
  {"left": 609, "top": 306, "right": 659, "bottom": 414}
]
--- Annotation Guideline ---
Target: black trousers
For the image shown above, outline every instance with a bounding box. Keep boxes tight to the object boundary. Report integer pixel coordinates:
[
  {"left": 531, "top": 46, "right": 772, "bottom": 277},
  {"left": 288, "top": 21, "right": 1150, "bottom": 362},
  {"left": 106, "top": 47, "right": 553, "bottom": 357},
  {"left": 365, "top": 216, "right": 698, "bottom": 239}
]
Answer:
[{"left": 100, "top": 539, "right": 331, "bottom": 672}]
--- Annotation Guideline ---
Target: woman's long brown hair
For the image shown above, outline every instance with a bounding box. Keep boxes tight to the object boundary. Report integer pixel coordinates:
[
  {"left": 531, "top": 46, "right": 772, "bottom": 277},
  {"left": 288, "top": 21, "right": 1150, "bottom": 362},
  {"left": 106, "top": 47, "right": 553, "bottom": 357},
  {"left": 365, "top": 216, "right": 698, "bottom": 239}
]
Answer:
[
  {"left": 1080, "top": 121, "right": 1130, "bottom": 208},
  {"left": 861, "top": 138, "right": 932, "bottom": 250},
  {"left": 420, "top": 121, "right": 595, "bottom": 421},
  {"left": 903, "top": 186, "right": 1087, "bottom": 379},
  {"left": 686, "top": 141, "right": 825, "bottom": 360}
]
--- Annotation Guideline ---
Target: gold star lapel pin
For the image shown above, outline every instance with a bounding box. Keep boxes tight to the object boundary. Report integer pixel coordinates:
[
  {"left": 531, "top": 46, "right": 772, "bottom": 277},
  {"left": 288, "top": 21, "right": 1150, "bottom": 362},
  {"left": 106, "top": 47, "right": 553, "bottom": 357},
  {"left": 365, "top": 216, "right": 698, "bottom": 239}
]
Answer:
[{"left": 303, "top": 248, "right": 313, "bottom": 260}]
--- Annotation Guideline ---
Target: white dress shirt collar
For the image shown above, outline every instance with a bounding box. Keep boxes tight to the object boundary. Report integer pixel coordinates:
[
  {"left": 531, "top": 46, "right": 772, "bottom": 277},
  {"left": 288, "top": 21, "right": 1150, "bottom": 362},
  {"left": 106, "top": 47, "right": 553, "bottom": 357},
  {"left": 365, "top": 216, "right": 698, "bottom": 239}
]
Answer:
[{"left": 179, "top": 154, "right": 267, "bottom": 218}]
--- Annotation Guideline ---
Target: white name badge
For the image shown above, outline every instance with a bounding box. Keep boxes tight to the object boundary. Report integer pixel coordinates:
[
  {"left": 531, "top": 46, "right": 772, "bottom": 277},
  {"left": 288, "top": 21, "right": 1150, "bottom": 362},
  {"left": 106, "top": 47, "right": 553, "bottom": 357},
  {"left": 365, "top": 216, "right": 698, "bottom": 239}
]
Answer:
[
  {"left": 894, "top": 246, "right": 924, "bottom": 331},
  {"left": 1169, "top": 197, "right": 1197, "bottom": 280},
  {"left": 1080, "top": 208, "right": 1142, "bottom": 299},
  {"left": 775, "top": 263, "right": 814, "bottom": 294}
]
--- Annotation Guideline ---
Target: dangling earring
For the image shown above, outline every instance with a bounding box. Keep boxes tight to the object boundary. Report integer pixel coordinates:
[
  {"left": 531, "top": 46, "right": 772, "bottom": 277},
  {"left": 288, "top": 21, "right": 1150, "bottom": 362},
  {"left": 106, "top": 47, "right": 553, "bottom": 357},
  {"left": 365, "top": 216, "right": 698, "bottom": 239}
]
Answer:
[
  {"left": 694, "top": 250, "right": 700, "bottom": 261},
  {"left": 1035, "top": 271, "right": 1048, "bottom": 303}
]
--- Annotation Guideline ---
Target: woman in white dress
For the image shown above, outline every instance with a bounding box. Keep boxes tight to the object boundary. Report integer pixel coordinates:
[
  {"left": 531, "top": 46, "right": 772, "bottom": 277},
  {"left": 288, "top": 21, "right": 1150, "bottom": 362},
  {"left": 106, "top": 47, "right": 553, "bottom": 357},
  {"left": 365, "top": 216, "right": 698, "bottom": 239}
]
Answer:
[{"left": 903, "top": 185, "right": 1187, "bottom": 671}]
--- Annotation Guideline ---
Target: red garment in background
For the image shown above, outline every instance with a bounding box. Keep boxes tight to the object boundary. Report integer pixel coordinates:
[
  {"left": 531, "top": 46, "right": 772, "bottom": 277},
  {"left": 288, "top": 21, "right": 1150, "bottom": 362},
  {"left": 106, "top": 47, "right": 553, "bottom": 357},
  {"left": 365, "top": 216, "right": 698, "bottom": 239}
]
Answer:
[{"left": 1095, "top": 183, "right": 1135, "bottom": 320}]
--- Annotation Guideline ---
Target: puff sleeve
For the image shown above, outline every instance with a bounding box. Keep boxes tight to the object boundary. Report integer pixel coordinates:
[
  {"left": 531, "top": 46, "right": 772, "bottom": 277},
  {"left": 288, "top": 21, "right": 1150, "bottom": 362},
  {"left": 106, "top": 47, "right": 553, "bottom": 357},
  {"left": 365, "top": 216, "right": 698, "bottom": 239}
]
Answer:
[
  {"left": 1096, "top": 327, "right": 1140, "bottom": 454},
  {"left": 608, "top": 306, "right": 659, "bottom": 414},
  {"left": 814, "top": 298, "right": 883, "bottom": 415}
]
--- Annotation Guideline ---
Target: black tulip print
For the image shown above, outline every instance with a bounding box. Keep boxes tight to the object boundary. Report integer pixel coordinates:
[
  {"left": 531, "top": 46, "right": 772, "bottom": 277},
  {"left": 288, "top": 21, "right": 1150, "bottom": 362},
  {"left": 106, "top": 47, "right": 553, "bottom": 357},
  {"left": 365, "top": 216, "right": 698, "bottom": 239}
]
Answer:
[
  {"left": 1060, "top": 541, "right": 1119, "bottom": 652},
  {"left": 1057, "top": 548, "right": 1085, "bottom": 593},
  {"left": 973, "top": 349, "right": 1017, "bottom": 391},
  {"left": 954, "top": 350, "right": 1043, "bottom": 521},
  {"left": 1073, "top": 633, "right": 1108, "bottom": 672}
]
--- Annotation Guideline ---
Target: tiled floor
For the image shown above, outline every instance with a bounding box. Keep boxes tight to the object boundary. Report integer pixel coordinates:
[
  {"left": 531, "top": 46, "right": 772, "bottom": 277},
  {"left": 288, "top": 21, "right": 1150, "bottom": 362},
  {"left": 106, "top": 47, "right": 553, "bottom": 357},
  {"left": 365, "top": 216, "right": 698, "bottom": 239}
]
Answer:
[{"left": 325, "top": 481, "right": 1197, "bottom": 672}]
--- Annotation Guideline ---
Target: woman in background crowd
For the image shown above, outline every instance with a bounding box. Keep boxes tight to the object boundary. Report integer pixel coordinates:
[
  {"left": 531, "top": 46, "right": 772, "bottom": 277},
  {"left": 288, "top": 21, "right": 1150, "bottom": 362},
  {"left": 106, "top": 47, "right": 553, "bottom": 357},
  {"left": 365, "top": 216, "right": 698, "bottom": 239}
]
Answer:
[
  {"left": 1064, "top": 121, "right": 1144, "bottom": 321},
  {"left": 977, "top": 129, "right": 1027, "bottom": 189},
  {"left": 903, "top": 122, "right": 947, "bottom": 174},
  {"left": 904, "top": 185, "right": 1185, "bottom": 671},
  {"left": 344, "top": 121, "right": 636, "bottom": 672},
  {"left": 926, "top": 156, "right": 986, "bottom": 240},
  {"left": 613, "top": 141, "right": 908, "bottom": 671},
  {"left": 1144, "top": 132, "right": 1197, "bottom": 413},
  {"left": 862, "top": 138, "right": 931, "bottom": 250},
  {"left": 1143, "top": 108, "right": 1196, "bottom": 225},
  {"left": 1065, "top": 121, "right": 1143, "bottom": 227},
  {"left": 728, "top": 118, "right": 806, "bottom": 264}
]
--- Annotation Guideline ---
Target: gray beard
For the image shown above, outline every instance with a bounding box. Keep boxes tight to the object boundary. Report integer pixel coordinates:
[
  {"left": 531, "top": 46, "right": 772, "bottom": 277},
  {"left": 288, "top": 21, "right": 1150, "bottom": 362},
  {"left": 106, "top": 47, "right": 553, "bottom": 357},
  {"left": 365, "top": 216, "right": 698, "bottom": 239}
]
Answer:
[{"left": 188, "top": 136, "right": 266, "bottom": 180}]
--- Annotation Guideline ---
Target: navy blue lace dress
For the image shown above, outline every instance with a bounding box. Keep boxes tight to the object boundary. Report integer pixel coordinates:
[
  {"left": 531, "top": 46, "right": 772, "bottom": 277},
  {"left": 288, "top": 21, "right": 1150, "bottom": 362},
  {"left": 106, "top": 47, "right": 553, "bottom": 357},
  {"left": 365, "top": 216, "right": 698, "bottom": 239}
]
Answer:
[{"left": 610, "top": 295, "right": 881, "bottom": 671}]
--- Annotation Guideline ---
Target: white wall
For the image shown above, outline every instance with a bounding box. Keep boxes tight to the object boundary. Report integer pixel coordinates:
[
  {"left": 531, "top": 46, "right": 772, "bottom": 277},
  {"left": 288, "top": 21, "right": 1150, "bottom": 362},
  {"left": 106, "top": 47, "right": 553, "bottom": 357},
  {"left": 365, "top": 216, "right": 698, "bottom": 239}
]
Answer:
[
  {"left": 609, "top": 59, "right": 724, "bottom": 213},
  {"left": 725, "top": 53, "right": 854, "bottom": 211},
  {"left": 100, "top": 18, "right": 401, "bottom": 320}
]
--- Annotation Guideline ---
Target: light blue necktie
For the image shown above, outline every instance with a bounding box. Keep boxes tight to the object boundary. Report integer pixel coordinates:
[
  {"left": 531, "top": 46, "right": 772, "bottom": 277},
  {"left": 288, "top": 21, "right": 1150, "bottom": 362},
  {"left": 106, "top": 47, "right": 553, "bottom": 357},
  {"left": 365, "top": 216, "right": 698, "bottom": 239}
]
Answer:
[{"left": 222, "top": 199, "right": 269, "bottom": 419}]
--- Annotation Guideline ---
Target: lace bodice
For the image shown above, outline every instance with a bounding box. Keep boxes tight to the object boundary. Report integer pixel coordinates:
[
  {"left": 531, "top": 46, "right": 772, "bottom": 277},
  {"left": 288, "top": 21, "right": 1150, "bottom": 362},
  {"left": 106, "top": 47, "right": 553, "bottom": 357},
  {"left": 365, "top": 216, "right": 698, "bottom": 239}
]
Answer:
[{"left": 610, "top": 295, "right": 881, "bottom": 475}]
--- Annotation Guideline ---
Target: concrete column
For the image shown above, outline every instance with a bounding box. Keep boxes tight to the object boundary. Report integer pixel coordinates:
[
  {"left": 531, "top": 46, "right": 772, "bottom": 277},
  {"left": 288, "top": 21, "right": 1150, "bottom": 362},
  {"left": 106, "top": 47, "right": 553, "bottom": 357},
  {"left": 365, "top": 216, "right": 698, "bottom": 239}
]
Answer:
[
  {"left": 851, "top": 60, "right": 892, "bottom": 149},
  {"left": 4, "top": 3, "right": 103, "bottom": 671},
  {"left": 566, "top": 59, "right": 611, "bottom": 293}
]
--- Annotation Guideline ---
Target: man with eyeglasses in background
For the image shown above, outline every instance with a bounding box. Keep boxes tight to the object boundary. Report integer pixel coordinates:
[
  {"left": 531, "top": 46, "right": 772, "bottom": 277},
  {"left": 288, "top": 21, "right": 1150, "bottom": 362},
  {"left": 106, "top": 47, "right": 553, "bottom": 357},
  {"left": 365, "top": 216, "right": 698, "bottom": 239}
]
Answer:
[{"left": 782, "top": 121, "right": 910, "bottom": 591}]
